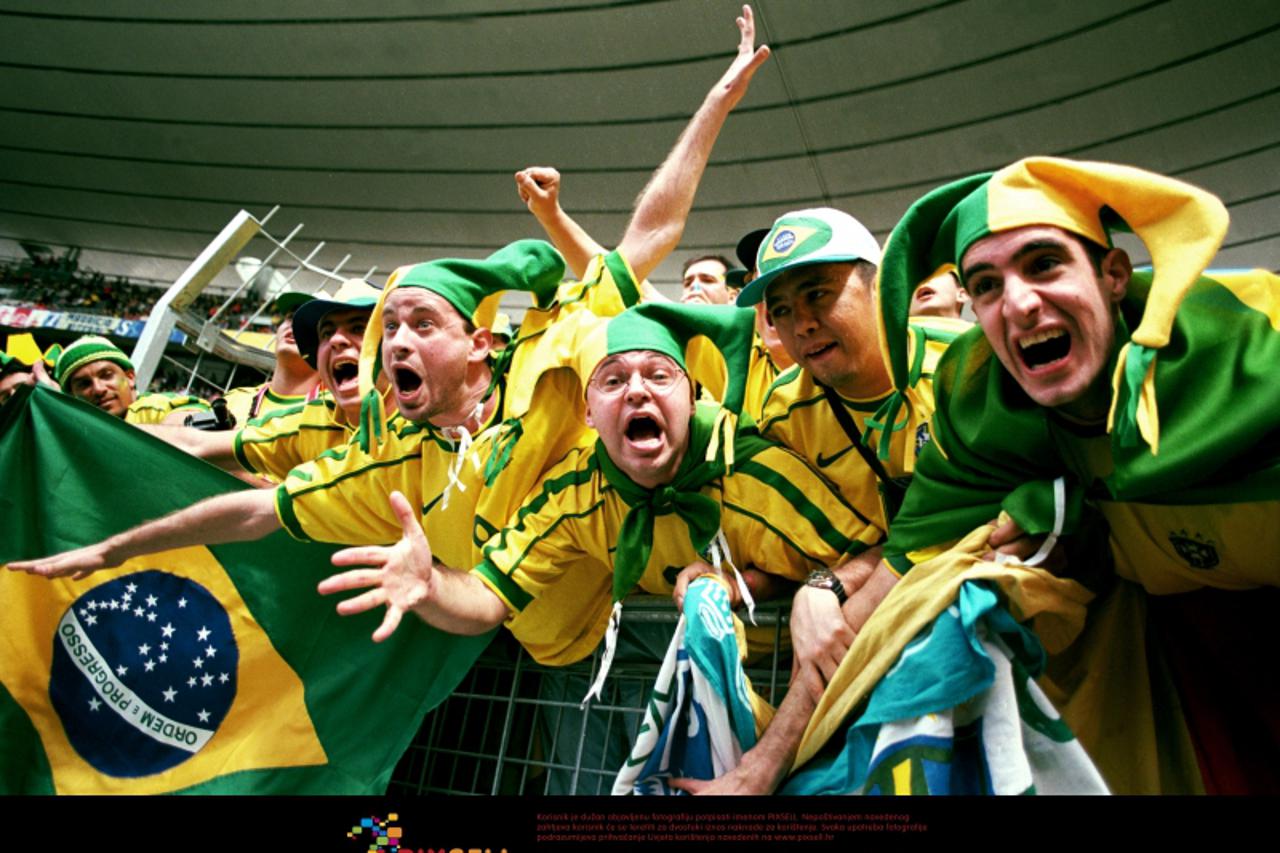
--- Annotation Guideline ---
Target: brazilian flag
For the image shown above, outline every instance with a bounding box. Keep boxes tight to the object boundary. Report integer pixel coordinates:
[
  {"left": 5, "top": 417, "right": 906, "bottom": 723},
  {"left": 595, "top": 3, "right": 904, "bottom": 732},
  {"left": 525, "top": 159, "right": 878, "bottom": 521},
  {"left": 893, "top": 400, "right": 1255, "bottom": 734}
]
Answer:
[{"left": 0, "top": 384, "right": 494, "bottom": 794}]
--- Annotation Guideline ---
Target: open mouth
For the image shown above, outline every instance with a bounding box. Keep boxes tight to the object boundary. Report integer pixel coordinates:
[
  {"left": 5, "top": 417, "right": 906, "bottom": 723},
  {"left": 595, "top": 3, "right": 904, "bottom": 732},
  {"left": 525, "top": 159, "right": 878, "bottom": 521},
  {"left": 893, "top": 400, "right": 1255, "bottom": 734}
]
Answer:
[
  {"left": 626, "top": 415, "right": 660, "bottom": 441},
  {"left": 394, "top": 367, "right": 423, "bottom": 395},
  {"left": 915, "top": 287, "right": 935, "bottom": 302},
  {"left": 1018, "top": 329, "right": 1070, "bottom": 370},
  {"left": 330, "top": 359, "right": 359, "bottom": 389},
  {"left": 624, "top": 414, "right": 665, "bottom": 451}
]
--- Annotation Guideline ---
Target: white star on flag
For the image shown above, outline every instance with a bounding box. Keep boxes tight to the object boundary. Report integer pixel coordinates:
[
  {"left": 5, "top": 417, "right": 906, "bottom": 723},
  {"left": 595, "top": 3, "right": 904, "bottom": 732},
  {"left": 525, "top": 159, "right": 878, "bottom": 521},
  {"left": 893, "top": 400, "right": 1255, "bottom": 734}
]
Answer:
[
  {"left": 158, "top": 654, "right": 167, "bottom": 663},
  {"left": 88, "top": 698, "right": 101, "bottom": 712},
  {"left": 138, "top": 643, "right": 151, "bottom": 656},
  {"left": 205, "top": 645, "right": 217, "bottom": 658},
  {"left": 218, "top": 672, "right": 229, "bottom": 684},
  {"left": 193, "top": 658, "right": 204, "bottom": 669},
  {"left": 126, "top": 583, "right": 137, "bottom": 594},
  {"left": 201, "top": 674, "right": 214, "bottom": 687},
  {"left": 187, "top": 677, "right": 196, "bottom": 688},
  {"left": 146, "top": 595, "right": 158, "bottom": 607},
  {"left": 146, "top": 612, "right": 157, "bottom": 622},
  {"left": 162, "top": 687, "right": 177, "bottom": 703},
  {"left": 196, "top": 626, "right": 211, "bottom": 642},
  {"left": 160, "top": 642, "right": 169, "bottom": 651},
  {"left": 85, "top": 614, "right": 97, "bottom": 626},
  {"left": 116, "top": 665, "right": 128, "bottom": 676},
  {"left": 198, "top": 709, "right": 211, "bottom": 723},
  {"left": 134, "top": 606, "right": 144, "bottom": 617},
  {"left": 144, "top": 660, "right": 155, "bottom": 672},
  {"left": 178, "top": 598, "right": 188, "bottom": 608},
  {"left": 161, "top": 623, "right": 175, "bottom": 638}
]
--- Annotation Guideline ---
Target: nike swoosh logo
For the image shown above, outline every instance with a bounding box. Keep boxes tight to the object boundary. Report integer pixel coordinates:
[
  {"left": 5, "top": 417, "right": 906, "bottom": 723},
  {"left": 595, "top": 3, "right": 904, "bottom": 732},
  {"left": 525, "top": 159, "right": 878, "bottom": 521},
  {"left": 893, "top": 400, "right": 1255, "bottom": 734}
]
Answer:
[{"left": 816, "top": 445, "right": 853, "bottom": 468}]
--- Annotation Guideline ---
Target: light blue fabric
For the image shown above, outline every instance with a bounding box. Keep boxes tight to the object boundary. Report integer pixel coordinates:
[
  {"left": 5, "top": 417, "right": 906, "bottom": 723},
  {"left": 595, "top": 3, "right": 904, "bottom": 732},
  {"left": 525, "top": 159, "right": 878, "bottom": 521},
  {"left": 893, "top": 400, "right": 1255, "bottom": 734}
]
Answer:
[
  {"left": 781, "top": 581, "right": 1104, "bottom": 795},
  {"left": 614, "top": 578, "right": 758, "bottom": 795}
]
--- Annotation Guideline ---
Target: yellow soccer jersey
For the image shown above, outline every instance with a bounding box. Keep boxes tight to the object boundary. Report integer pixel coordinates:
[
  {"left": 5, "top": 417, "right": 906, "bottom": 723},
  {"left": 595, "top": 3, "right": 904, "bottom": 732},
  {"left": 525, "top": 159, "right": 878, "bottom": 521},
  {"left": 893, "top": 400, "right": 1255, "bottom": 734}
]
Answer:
[
  {"left": 744, "top": 335, "right": 788, "bottom": 424},
  {"left": 232, "top": 395, "right": 353, "bottom": 483},
  {"left": 275, "top": 369, "right": 595, "bottom": 571},
  {"left": 758, "top": 317, "right": 967, "bottom": 531},
  {"left": 124, "top": 392, "right": 211, "bottom": 426},
  {"left": 275, "top": 248, "right": 639, "bottom": 577},
  {"left": 220, "top": 383, "right": 308, "bottom": 427},
  {"left": 473, "top": 442, "right": 883, "bottom": 665}
]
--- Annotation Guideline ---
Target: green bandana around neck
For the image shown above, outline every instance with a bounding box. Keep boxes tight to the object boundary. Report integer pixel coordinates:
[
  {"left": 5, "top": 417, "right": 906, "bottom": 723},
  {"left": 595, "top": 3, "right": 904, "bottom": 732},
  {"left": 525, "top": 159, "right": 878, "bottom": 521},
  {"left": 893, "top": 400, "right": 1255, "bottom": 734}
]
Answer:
[{"left": 594, "top": 402, "right": 771, "bottom": 604}]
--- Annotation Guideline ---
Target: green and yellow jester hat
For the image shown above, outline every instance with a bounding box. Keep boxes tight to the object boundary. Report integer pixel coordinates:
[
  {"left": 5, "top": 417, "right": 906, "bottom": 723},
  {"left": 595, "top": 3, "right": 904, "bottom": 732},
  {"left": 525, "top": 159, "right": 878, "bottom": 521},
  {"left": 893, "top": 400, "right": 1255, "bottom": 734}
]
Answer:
[
  {"left": 355, "top": 239, "right": 566, "bottom": 447},
  {"left": 40, "top": 343, "right": 63, "bottom": 372},
  {"left": 875, "top": 156, "right": 1229, "bottom": 455},
  {"left": 54, "top": 335, "right": 135, "bottom": 388},
  {"left": 577, "top": 301, "right": 758, "bottom": 465},
  {"left": 0, "top": 350, "right": 26, "bottom": 381}
]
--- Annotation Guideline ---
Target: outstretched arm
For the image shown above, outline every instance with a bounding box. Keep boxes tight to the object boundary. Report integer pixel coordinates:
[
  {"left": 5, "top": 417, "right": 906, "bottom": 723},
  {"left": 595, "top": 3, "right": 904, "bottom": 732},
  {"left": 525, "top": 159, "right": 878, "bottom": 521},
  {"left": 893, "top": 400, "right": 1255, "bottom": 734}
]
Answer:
[
  {"left": 7, "top": 489, "right": 281, "bottom": 580},
  {"left": 137, "top": 423, "right": 239, "bottom": 470},
  {"left": 618, "top": 4, "right": 770, "bottom": 284},
  {"left": 515, "top": 166, "right": 606, "bottom": 280},
  {"left": 317, "top": 491, "right": 509, "bottom": 641}
]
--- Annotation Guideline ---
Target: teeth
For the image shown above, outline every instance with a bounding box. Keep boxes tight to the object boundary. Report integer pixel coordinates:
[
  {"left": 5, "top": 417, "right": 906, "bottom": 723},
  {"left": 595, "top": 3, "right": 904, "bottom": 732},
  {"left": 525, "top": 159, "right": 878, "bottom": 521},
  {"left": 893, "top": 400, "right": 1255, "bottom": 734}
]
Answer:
[{"left": 1019, "top": 329, "right": 1065, "bottom": 349}]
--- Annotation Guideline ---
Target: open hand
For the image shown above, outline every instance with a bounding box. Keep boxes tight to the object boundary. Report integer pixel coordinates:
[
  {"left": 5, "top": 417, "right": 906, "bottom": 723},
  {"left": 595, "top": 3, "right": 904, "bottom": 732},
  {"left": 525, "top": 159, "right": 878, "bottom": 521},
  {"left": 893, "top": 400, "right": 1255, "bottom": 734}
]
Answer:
[
  {"left": 6, "top": 541, "right": 115, "bottom": 581},
  {"left": 318, "top": 490, "right": 436, "bottom": 642},
  {"left": 710, "top": 5, "right": 771, "bottom": 109}
]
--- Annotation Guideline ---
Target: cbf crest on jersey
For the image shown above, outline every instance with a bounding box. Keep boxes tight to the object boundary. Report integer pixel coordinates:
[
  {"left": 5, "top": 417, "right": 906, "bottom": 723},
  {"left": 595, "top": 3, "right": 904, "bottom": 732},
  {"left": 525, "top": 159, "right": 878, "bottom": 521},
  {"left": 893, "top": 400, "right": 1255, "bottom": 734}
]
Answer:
[{"left": 51, "top": 570, "right": 238, "bottom": 777}]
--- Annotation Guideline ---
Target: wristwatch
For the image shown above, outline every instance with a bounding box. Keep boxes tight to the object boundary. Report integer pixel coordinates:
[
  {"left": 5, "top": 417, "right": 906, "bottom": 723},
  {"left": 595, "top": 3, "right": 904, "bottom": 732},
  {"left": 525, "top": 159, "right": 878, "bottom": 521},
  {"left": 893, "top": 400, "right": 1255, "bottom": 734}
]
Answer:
[{"left": 805, "top": 568, "right": 848, "bottom": 605}]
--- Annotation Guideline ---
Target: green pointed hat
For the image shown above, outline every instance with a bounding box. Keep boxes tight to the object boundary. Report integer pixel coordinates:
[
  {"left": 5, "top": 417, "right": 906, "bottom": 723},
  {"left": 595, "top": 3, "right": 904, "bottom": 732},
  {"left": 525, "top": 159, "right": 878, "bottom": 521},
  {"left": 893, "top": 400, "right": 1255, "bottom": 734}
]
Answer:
[
  {"left": 54, "top": 335, "right": 135, "bottom": 387},
  {"left": 354, "top": 240, "right": 566, "bottom": 444},
  {"left": 582, "top": 302, "right": 755, "bottom": 411},
  {"left": 876, "top": 156, "right": 1229, "bottom": 455}
]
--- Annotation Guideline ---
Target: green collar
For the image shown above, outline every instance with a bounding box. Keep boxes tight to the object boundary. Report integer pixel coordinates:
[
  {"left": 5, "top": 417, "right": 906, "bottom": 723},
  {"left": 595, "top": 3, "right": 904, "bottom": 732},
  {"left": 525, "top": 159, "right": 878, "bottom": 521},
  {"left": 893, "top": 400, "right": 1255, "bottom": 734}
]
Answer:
[{"left": 595, "top": 403, "right": 771, "bottom": 603}]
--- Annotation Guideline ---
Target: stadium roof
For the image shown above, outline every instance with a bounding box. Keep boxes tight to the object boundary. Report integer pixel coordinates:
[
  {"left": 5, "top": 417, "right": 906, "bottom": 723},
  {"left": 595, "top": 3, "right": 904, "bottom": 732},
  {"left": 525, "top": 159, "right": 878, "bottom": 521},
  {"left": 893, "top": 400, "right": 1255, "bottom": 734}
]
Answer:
[{"left": 1, "top": 0, "right": 1278, "bottom": 297}]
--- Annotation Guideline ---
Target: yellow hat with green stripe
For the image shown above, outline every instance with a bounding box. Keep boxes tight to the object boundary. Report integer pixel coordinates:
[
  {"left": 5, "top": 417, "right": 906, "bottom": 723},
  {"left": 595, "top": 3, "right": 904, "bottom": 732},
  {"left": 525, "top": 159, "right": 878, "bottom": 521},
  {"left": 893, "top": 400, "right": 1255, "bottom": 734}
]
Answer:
[
  {"left": 54, "top": 335, "right": 135, "bottom": 388},
  {"left": 876, "top": 156, "right": 1229, "bottom": 454}
]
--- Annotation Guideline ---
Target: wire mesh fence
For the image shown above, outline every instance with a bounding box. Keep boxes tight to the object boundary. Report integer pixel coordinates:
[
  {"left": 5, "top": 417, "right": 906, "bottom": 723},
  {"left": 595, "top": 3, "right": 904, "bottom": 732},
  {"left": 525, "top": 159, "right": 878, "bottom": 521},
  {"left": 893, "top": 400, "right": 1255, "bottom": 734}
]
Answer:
[{"left": 389, "top": 594, "right": 792, "bottom": 796}]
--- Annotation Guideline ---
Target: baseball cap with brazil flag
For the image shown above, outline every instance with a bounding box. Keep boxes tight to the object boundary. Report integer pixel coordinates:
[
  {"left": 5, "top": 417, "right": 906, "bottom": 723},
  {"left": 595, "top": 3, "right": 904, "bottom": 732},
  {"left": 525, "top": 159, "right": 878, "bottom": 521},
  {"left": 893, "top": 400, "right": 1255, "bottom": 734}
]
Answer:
[{"left": 735, "top": 207, "right": 882, "bottom": 307}]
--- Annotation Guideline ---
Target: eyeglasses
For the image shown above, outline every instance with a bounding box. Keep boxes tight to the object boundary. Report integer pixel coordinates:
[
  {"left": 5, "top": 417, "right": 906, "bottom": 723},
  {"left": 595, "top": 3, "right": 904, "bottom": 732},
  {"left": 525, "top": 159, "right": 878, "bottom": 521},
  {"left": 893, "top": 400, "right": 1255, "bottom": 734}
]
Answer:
[{"left": 589, "top": 356, "right": 687, "bottom": 396}]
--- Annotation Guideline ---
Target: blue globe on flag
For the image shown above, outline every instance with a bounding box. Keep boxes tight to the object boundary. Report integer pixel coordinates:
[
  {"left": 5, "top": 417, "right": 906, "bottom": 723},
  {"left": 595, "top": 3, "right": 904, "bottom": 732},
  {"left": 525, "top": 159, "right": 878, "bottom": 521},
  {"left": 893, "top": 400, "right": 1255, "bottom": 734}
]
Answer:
[{"left": 49, "top": 569, "right": 239, "bottom": 777}]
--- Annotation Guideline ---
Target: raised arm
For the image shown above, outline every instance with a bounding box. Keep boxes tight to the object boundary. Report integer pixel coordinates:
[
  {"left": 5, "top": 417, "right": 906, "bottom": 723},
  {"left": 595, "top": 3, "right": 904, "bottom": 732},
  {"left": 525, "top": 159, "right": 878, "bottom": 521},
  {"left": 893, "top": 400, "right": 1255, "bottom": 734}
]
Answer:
[
  {"left": 617, "top": 4, "right": 770, "bottom": 284},
  {"left": 7, "top": 489, "right": 281, "bottom": 580},
  {"left": 515, "top": 166, "right": 606, "bottom": 280}
]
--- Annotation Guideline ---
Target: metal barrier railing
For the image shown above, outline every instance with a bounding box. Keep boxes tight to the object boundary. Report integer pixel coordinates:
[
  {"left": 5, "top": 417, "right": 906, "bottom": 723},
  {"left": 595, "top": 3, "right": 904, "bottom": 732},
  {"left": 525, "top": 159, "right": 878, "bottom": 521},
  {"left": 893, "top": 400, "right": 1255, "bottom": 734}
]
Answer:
[{"left": 389, "top": 594, "right": 793, "bottom": 796}]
